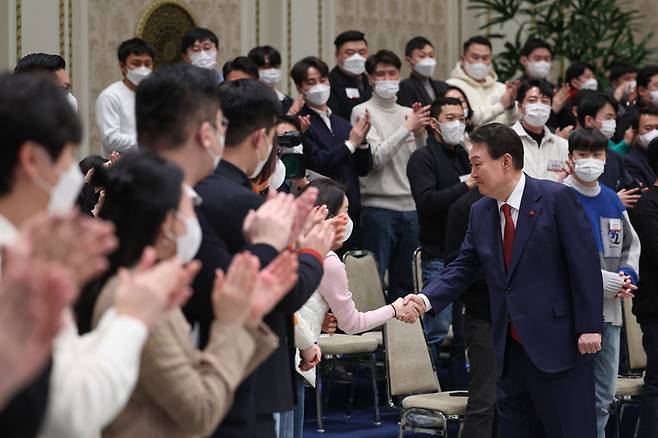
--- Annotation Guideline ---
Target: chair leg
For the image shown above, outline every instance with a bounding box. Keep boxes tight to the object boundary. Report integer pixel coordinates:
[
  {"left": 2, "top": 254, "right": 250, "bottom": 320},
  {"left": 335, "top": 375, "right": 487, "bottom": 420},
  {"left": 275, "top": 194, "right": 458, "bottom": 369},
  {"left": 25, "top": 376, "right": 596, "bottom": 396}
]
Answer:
[
  {"left": 370, "top": 353, "right": 381, "bottom": 425},
  {"left": 633, "top": 405, "right": 641, "bottom": 438},
  {"left": 346, "top": 362, "right": 361, "bottom": 418},
  {"left": 315, "top": 363, "right": 325, "bottom": 433},
  {"left": 324, "top": 357, "right": 337, "bottom": 414}
]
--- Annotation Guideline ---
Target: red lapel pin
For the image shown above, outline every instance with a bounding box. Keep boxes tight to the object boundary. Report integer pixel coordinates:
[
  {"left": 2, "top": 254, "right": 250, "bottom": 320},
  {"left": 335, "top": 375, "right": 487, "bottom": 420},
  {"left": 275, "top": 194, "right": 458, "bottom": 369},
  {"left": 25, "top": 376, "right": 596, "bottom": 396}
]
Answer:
[{"left": 529, "top": 210, "right": 536, "bottom": 216}]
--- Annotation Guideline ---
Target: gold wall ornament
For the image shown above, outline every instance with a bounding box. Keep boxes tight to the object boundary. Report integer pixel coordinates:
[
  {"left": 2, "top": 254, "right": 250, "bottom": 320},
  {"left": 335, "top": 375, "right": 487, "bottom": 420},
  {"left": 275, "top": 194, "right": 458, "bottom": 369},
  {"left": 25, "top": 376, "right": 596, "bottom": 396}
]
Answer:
[{"left": 136, "top": 0, "right": 197, "bottom": 68}]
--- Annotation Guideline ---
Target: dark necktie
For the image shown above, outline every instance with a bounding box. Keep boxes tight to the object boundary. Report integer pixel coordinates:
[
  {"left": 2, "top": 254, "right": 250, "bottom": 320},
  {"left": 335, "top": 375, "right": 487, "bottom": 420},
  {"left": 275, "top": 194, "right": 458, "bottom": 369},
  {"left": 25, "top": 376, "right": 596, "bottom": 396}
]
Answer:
[{"left": 502, "top": 203, "right": 522, "bottom": 343}]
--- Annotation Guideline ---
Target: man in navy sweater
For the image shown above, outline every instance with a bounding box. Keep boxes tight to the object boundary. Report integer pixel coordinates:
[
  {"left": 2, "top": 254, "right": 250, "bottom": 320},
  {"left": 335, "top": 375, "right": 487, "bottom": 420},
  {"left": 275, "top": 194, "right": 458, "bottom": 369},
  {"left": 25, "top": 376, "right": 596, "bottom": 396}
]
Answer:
[{"left": 291, "top": 56, "right": 373, "bottom": 246}]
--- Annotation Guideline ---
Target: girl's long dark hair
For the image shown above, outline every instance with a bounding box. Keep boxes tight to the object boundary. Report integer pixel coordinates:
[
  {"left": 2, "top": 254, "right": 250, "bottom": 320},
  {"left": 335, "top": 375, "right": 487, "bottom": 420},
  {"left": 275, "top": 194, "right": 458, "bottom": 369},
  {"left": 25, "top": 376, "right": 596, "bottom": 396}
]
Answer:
[{"left": 74, "top": 150, "right": 183, "bottom": 333}]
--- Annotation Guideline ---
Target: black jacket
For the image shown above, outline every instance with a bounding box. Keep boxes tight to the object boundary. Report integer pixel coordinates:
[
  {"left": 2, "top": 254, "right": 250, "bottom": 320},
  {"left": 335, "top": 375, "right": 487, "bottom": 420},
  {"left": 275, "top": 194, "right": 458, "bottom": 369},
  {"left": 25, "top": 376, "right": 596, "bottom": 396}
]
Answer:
[
  {"left": 327, "top": 67, "right": 372, "bottom": 121},
  {"left": 444, "top": 188, "right": 490, "bottom": 322},
  {"left": 631, "top": 186, "right": 658, "bottom": 323},
  {"left": 407, "top": 136, "right": 470, "bottom": 259},
  {"left": 0, "top": 361, "right": 51, "bottom": 438},
  {"left": 189, "top": 161, "right": 324, "bottom": 438},
  {"left": 625, "top": 145, "right": 657, "bottom": 189},
  {"left": 397, "top": 73, "right": 448, "bottom": 108},
  {"left": 601, "top": 148, "right": 634, "bottom": 191}
]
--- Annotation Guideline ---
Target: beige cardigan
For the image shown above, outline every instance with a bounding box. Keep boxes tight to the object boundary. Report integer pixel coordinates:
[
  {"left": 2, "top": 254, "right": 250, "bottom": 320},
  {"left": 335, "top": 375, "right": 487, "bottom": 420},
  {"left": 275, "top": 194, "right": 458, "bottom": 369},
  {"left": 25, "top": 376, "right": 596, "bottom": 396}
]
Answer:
[{"left": 92, "top": 276, "right": 278, "bottom": 438}]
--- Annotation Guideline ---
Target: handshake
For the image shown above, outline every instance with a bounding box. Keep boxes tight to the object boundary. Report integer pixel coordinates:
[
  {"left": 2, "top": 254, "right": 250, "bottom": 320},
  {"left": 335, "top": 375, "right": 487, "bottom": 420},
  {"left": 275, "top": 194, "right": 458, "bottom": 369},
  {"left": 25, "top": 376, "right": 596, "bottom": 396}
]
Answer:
[{"left": 391, "top": 294, "right": 428, "bottom": 324}]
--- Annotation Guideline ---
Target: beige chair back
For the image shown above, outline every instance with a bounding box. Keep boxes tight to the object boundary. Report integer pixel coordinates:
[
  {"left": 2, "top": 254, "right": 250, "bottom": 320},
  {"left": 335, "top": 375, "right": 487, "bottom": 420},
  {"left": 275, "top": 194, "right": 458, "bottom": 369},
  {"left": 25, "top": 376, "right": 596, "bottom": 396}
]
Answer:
[
  {"left": 622, "top": 297, "right": 647, "bottom": 370},
  {"left": 384, "top": 318, "right": 439, "bottom": 397},
  {"left": 412, "top": 246, "right": 423, "bottom": 294},
  {"left": 343, "top": 250, "right": 387, "bottom": 312}
]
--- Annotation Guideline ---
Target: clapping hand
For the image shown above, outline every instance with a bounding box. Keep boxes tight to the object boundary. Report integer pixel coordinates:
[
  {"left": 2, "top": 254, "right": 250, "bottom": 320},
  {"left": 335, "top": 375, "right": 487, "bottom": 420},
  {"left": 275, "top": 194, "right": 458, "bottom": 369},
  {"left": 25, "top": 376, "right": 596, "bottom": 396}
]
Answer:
[
  {"left": 616, "top": 272, "right": 637, "bottom": 299},
  {"left": 21, "top": 212, "right": 117, "bottom": 288},
  {"left": 242, "top": 193, "right": 297, "bottom": 250}
]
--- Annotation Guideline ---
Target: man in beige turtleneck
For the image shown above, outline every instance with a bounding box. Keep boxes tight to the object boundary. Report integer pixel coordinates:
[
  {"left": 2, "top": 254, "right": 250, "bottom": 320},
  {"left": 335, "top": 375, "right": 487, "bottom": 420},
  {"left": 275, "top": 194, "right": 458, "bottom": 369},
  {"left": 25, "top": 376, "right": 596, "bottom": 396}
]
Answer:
[{"left": 350, "top": 49, "right": 430, "bottom": 302}]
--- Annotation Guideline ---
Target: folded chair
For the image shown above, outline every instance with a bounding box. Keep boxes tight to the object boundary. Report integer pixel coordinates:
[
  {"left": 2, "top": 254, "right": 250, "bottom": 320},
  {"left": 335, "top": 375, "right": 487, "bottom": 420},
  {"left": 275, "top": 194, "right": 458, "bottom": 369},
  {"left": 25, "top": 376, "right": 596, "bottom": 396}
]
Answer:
[{"left": 384, "top": 318, "right": 468, "bottom": 437}]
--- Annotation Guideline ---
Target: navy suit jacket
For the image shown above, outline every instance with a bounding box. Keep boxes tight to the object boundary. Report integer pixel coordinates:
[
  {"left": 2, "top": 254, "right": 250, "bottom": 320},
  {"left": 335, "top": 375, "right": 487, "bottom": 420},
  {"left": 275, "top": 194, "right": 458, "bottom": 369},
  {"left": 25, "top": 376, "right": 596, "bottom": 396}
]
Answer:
[
  {"left": 298, "top": 104, "right": 373, "bottom": 219},
  {"left": 423, "top": 176, "right": 603, "bottom": 377}
]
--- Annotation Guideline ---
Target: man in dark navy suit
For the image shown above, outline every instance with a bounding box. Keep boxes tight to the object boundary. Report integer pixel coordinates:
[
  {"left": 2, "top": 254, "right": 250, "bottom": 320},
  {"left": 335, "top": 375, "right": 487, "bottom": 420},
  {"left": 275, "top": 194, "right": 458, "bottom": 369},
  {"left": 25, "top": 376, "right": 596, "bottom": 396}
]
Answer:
[{"left": 405, "top": 123, "right": 604, "bottom": 438}]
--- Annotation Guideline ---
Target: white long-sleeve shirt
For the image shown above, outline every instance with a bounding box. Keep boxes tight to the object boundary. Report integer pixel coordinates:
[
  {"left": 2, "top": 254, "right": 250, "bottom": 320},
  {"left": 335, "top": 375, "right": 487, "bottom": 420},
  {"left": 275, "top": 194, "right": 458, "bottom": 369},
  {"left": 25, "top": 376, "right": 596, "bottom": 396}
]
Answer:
[
  {"left": 0, "top": 214, "right": 148, "bottom": 438},
  {"left": 96, "top": 80, "right": 137, "bottom": 157}
]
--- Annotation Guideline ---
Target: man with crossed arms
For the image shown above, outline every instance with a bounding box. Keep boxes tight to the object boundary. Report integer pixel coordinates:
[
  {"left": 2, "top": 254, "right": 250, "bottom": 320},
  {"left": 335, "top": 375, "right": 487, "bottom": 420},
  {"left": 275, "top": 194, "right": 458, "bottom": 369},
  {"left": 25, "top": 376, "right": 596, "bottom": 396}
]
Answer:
[{"left": 405, "top": 123, "right": 607, "bottom": 438}]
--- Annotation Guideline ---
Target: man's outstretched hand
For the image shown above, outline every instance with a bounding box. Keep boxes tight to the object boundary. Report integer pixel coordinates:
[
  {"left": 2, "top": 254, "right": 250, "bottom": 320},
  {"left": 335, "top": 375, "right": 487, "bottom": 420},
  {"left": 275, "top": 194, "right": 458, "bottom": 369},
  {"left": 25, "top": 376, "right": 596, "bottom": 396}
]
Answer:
[{"left": 401, "top": 294, "right": 427, "bottom": 323}]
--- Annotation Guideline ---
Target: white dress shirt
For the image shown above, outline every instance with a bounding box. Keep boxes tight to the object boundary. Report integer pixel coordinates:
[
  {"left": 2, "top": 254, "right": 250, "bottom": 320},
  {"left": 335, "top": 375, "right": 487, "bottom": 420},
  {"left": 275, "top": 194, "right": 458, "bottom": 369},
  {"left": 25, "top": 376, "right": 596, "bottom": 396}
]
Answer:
[
  {"left": 96, "top": 80, "right": 138, "bottom": 157},
  {"left": 0, "top": 214, "right": 149, "bottom": 438},
  {"left": 418, "top": 174, "right": 526, "bottom": 311}
]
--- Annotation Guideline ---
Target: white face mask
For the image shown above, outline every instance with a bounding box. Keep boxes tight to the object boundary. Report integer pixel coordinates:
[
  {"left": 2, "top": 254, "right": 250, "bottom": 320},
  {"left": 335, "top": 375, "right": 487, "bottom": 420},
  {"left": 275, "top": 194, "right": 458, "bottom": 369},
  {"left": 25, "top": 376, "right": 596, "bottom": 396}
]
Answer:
[
  {"left": 651, "top": 90, "right": 658, "bottom": 105},
  {"left": 259, "top": 68, "right": 282, "bottom": 87},
  {"left": 439, "top": 120, "right": 466, "bottom": 145},
  {"left": 374, "top": 80, "right": 400, "bottom": 99},
  {"left": 413, "top": 57, "right": 436, "bottom": 78},
  {"left": 34, "top": 162, "right": 85, "bottom": 214},
  {"left": 126, "top": 66, "right": 152, "bottom": 86},
  {"left": 269, "top": 159, "right": 286, "bottom": 190},
  {"left": 342, "top": 216, "right": 353, "bottom": 243},
  {"left": 527, "top": 61, "right": 552, "bottom": 79},
  {"left": 639, "top": 129, "right": 658, "bottom": 148},
  {"left": 574, "top": 158, "right": 605, "bottom": 182},
  {"left": 626, "top": 80, "right": 637, "bottom": 91},
  {"left": 175, "top": 213, "right": 202, "bottom": 263},
  {"left": 599, "top": 119, "right": 616, "bottom": 139},
  {"left": 523, "top": 103, "right": 551, "bottom": 127},
  {"left": 249, "top": 132, "right": 274, "bottom": 179},
  {"left": 190, "top": 50, "right": 218, "bottom": 70},
  {"left": 464, "top": 61, "right": 491, "bottom": 81},
  {"left": 208, "top": 127, "right": 224, "bottom": 172},
  {"left": 342, "top": 53, "right": 366, "bottom": 76},
  {"left": 304, "top": 83, "right": 331, "bottom": 107},
  {"left": 66, "top": 93, "right": 78, "bottom": 111},
  {"left": 580, "top": 78, "right": 598, "bottom": 91}
]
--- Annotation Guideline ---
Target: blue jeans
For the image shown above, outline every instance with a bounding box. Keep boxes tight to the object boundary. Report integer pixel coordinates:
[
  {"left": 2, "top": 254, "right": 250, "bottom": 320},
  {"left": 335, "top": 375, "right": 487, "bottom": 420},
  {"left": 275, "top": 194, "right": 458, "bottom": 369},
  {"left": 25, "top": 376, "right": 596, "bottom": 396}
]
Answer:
[
  {"left": 420, "top": 258, "right": 451, "bottom": 347},
  {"left": 292, "top": 373, "right": 306, "bottom": 438},
  {"left": 274, "top": 409, "right": 293, "bottom": 438},
  {"left": 639, "top": 321, "right": 658, "bottom": 438},
  {"left": 593, "top": 323, "right": 620, "bottom": 438},
  {"left": 359, "top": 207, "right": 419, "bottom": 302}
]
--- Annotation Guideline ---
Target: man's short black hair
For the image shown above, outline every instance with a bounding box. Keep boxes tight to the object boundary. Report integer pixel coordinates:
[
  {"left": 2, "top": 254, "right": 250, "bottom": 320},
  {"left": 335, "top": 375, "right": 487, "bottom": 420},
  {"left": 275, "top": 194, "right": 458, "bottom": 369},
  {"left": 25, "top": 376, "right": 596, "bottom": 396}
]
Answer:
[
  {"left": 14, "top": 53, "right": 66, "bottom": 74},
  {"left": 565, "top": 62, "right": 595, "bottom": 85},
  {"left": 0, "top": 72, "right": 81, "bottom": 196},
  {"left": 516, "top": 79, "right": 554, "bottom": 103},
  {"left": 568, "top": 127, "right": 608, "bottom": 154},
  {"left": 334, "top": 30, "right": 367, "bottom": 51},
  {"left": 647, "top": 137, "right": 658, "bottom": 175},
  {"left": 632, "top": 104, "right": 658, "bottom": 131},
  {"left": 218, "top": 79, "right": 281, "bottom": 147},
  {"left": 470, "top": 123, "right": 524, "bottom": 170},
  {"left": 430, "top": 97, "right": 463, "bottom": 119},
  {"left": 181, "top": 27, "right": 219, "bottom": 53},
  {"left": 608, "top": 62, "right": 637, "bottom": 83},
  {"left": 463, "top": 35, "right": 492, "bottom": 54},
  {"left": 290, "top": 57, "right": 329, "bottom": 86},
  {"left": 520, "top": 37, "right": 552, "bottom": 58},
  {"left": 248, "top": 45, "right": 282, "bottom": 68},
  {"left": 637, "top": 65, "right": 658, "bottom": 89},
  {"left": 365, "top": 50, "right": 401, "bottom": 75},
  {"left": 405, "top": 36, "right": 433, "bottom": 57},
  {"left": 222, "top": 56, "right": 259, "bottom": 80},
  {"left": 576, "top": 92, "right": 618, "bottom": 127},
  {"left": 117, "top": 38, "right": 155, "bottom": 63},
  {"left": 136, "top": 63, "right": 219, "bottom": 151}
]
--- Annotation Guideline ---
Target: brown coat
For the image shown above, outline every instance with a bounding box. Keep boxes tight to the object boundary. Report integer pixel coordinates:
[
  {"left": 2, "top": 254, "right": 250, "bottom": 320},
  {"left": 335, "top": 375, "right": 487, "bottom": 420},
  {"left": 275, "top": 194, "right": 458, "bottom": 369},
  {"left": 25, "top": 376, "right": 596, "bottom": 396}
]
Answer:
[{"left": 92, "top": 277, "right": 278, "bottom": 438}]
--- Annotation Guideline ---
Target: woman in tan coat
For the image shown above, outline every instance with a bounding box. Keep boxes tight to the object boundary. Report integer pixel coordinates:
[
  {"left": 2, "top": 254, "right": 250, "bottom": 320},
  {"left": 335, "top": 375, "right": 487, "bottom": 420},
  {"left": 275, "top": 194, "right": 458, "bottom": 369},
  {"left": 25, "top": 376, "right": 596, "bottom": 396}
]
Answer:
[{"left": 81, "top": 152, "right": 298, "bottom": 437}]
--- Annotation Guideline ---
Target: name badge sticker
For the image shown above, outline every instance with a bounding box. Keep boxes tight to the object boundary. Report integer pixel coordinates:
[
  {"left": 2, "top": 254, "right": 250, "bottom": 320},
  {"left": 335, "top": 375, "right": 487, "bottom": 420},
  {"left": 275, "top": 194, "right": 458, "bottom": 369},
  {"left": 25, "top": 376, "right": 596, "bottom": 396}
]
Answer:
[
  {"left": 345, "top": 88, "right": 360, "bottom": 99},
  {"left": 609, "top": 218, "right": 622, "bottom": 231},
  {"left": 547, "top": 159, "right": 564, "bottom": 171}
]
